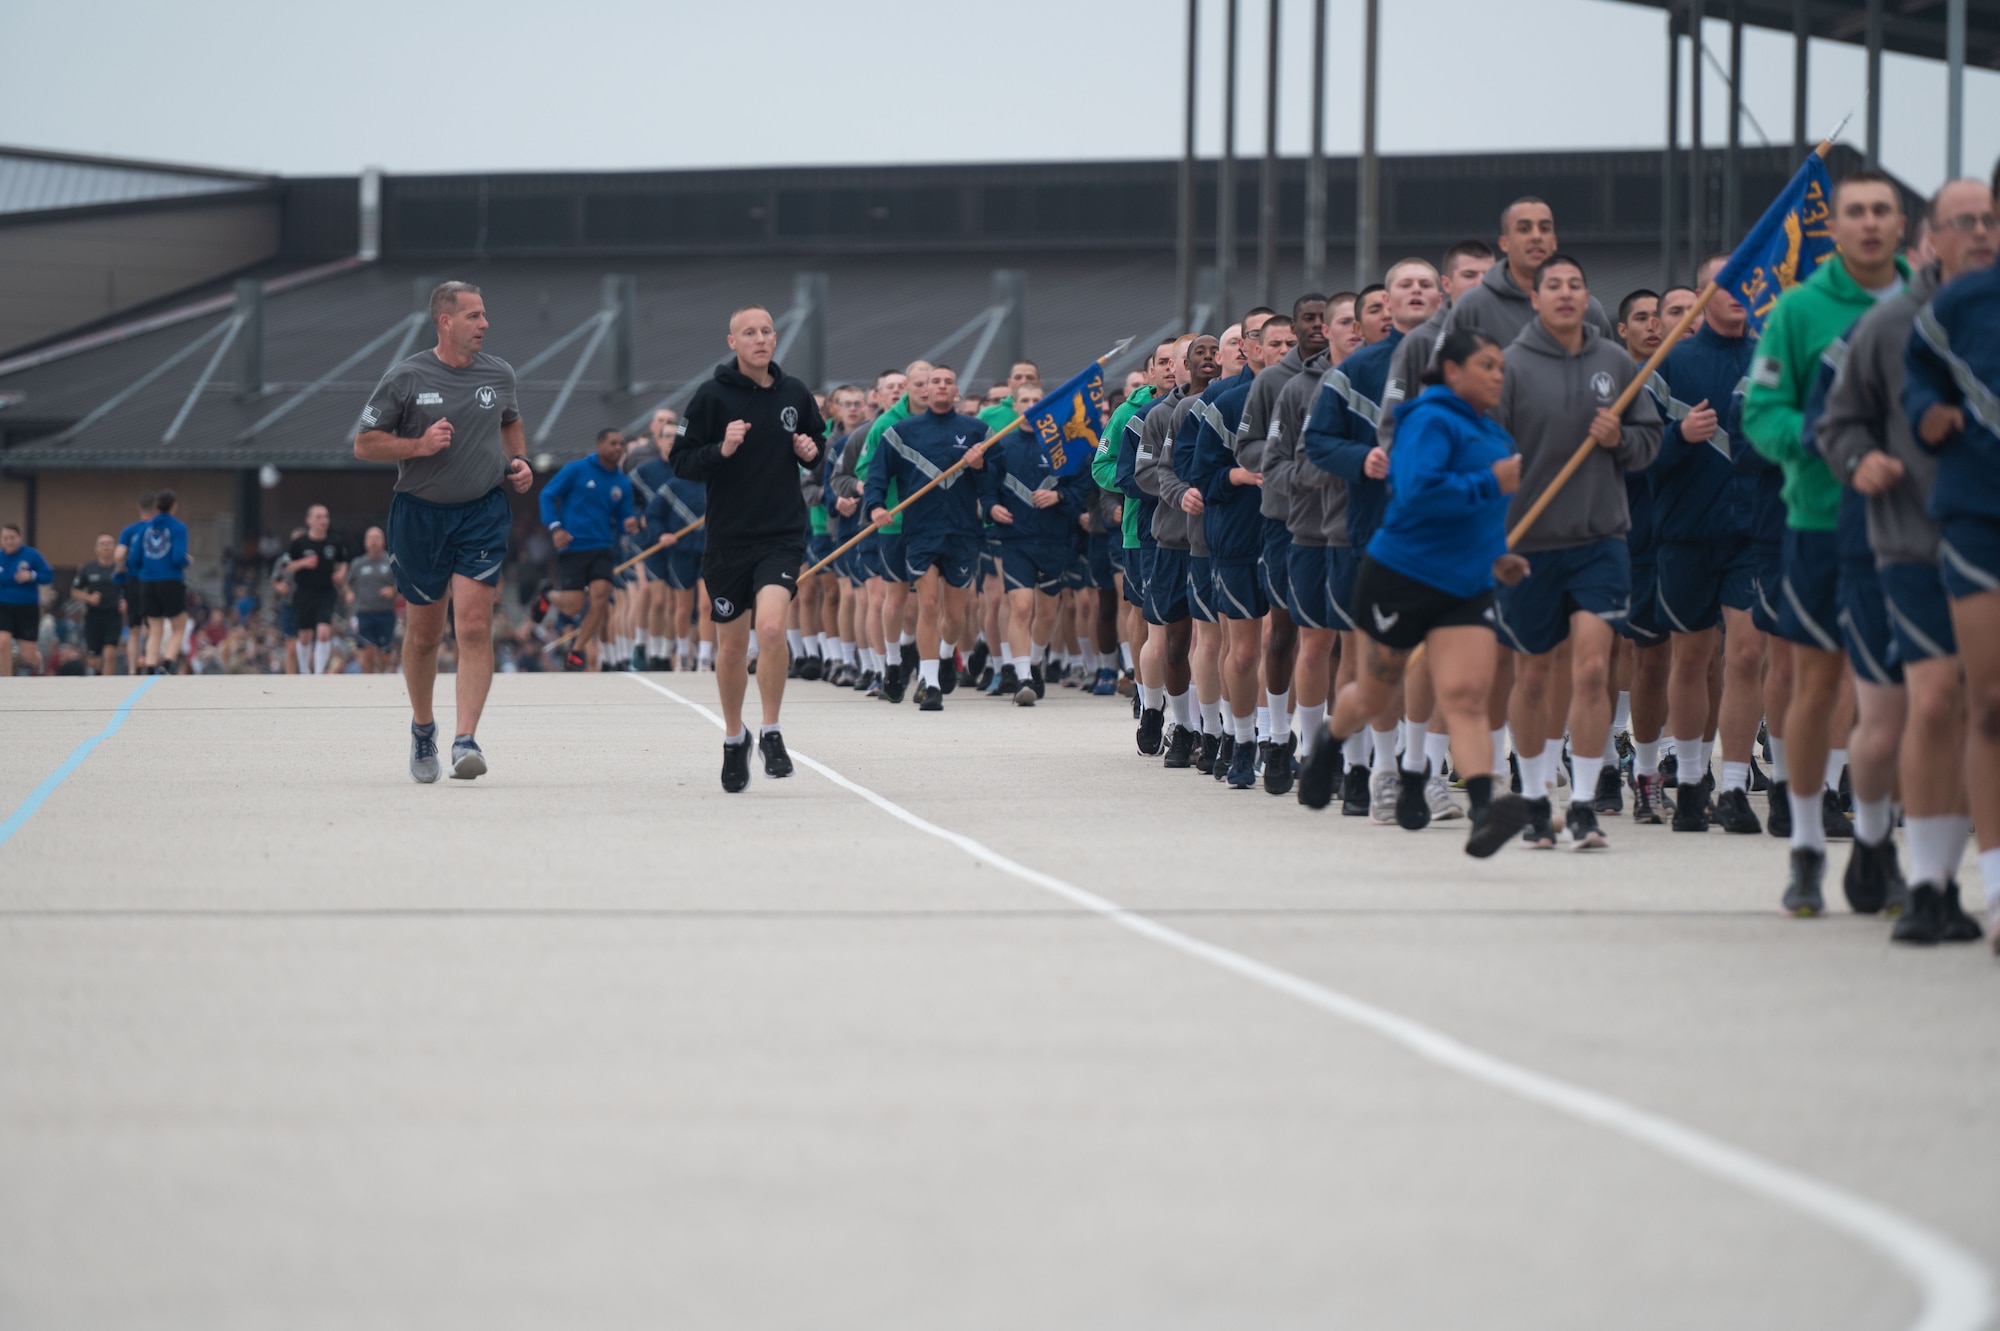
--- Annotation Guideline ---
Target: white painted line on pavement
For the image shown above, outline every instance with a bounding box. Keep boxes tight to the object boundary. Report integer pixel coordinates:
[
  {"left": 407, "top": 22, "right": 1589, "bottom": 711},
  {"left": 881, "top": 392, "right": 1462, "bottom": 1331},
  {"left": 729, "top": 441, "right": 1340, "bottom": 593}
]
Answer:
[{"left": 627, "top": 671, "right": 1994, "bottom": 1331}]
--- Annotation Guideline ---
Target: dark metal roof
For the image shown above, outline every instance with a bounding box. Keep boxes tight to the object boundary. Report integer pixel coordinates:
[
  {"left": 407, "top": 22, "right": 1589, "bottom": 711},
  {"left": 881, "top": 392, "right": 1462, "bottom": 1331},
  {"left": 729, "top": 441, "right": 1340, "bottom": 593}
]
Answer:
[
  {"left": 1603, "top": 0, "right": 2000, "bottom": 69},
  {"left": 0, "top": 243, "right": 1662, "bottom": 474}
]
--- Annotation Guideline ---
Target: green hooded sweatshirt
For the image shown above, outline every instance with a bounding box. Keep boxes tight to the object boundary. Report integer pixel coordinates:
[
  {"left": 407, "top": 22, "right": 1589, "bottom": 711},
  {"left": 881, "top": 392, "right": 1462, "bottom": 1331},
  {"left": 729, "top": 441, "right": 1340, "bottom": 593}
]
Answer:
[
  {"left": 857, "top": 394, "right": 913, "bottom": 535},
  {"left": 1095, "top": 385, "right": 1158, "bottom": 549},
  {"left": 1742, "top": 252, "right": 1910, "bottom": 533}
]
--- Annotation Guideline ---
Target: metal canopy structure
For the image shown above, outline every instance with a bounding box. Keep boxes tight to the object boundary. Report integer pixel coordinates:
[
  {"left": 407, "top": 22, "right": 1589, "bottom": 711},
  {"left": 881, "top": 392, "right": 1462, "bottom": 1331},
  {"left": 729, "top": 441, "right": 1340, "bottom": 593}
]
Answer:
[{"left": 1605, "top": 0, "right": 2000, "bottom": 69}]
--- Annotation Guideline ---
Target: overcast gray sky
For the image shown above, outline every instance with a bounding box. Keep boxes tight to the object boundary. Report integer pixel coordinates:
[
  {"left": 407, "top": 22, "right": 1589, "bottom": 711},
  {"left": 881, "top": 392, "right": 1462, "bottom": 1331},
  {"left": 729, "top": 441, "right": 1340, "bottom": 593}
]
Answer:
[{"left": 5, "top": 0, "right": 1994, "bottom": 193}]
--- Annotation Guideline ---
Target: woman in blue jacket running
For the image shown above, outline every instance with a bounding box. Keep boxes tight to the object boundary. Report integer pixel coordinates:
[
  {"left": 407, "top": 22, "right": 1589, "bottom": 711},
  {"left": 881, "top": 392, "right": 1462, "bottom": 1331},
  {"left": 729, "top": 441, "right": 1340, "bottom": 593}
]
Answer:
[{"left": 1299, "top": 327, "right": 1535, "bottom": 856}]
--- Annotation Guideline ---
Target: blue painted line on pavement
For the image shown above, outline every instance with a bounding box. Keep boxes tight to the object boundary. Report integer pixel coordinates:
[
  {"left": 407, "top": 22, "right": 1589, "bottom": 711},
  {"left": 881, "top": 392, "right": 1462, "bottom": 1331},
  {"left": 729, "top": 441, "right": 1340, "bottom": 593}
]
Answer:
[{"left": 0, "top": 677, "right": 157, "bottom": 848}]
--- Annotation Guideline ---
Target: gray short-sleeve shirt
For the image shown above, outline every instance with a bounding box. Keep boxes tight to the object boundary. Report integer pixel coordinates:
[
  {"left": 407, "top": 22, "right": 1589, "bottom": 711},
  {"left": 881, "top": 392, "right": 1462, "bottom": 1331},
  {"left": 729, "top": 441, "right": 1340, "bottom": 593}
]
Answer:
[
  {"left": 345, "top": 554, "right": 398, "bottom": 612},
  {"left": 360, "top": 350, "right": 521, "bottom": 504}
]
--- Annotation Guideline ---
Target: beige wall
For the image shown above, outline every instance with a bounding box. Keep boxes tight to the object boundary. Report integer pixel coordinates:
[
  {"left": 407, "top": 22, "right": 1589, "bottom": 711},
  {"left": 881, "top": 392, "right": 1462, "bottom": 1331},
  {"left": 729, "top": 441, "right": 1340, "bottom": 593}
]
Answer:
[
  {"left": 30, "top": 471, "right": 236, "bottom": 585},
  {"left": 0, "top": 474, "right": 25, "bottom": 532},
  {"left": 0, "top": 200, "right": 281, "bottom": 353}
]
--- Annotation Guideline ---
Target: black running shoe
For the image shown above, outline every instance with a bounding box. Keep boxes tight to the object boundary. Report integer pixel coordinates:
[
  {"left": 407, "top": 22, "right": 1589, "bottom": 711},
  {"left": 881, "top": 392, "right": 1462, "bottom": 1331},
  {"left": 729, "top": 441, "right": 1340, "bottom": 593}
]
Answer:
[
  {"left": 1568, "top": 801, "right": 1607, "bottom": 849},
  {"left": 1843, "top": 838, "right": 1896, "bottom": 915},
  {"left": 1749, "top": 755, "right": 1770, "bottom": 792},
  {"left": 998, "top": 663, "right": 1020, "bottom": 697},
  {"left": 938, "top": 657, "right": 958, "bottom": 695},
  {"left": 1508, "top": 750, "right": 1521, "bottom": 794},
  {"left": 976, "top": 665, "right": 995, "bottom": 691},
  {"left": 1225, "top": 735, "right": 1258, "bottom": 788},
  {"left": 1520, "top": 798, "right": 1556, "bottom": 849},
  {"left": 1821, "top": 787, "right": 1852, "bottom": 840},
  {"left": 799, "top": 655, "right": 822, "bottom": 682},
  {"left": 1766, "top": 779, "right": 1792, "bottom": 837},
  {"left": 1131, "top": 692, "right": 1141, "bottom": 720},
  {"left": 1296, "top": 726, "right": 1342, "bottom": 809},
  {"left": 1893, "top": 883, "right": 1946, "bottom": 944},
  {"left": 900, "top": 641, "right": 920, "bottom": 673},
  {"left": 955, "top": 661, "right": 978, "bottom": 691},
  {"left": 1592, "top": 764, "right": 1623, "bottom": 815},
  {"left": 1030, "top": 664, "right": 1046, "bottom": 699},
  {"left": 1213, "top": 735, "right": 1236, "bottom": 781},
  {"left": 1197, "top": 732, "right": 1223, "bottom": 775},
  {"left": 1671, "top": 782, "right": 1709, "bottom": 833},
  {"left": 1136, "top": 707, "right": 1165, "bottom": 755},
  {"left": 746, "top": 656, "right": 757, "bottom": 676},
  {"left": 721, "top": 734, "right": 753, "bottom": 793},
  {"left": 965, "top": 640, "right": 989, "bottom": 679},
  {"left": 1939, "top": 881, "right": 1985, "bottom": 942},
  {"left": 1713, "top": 787, "right": 1762, "bottom": 834},
  {"left": 1264, "top": 734, "right": 1297, "bottom": 797},
  {"left": 1466, "top": 794, "right": 1534, "bottom": 858},
  {"left": 1659, "top": 751, "right": 1679, "bottom": 788},
  {"left": 919, "top": 684, "right": 943, "bottom": 711},
  {"left": 1340, "top": 763, "right": 1371, "bottom": 816},
  {"left": 1395, "top": 768, "right": 1432, "bottom": 831},
  {"left": 759, "top": 730, "right": 794, "bottom": 778},
  {"left": 1163, "top": 724, "right": 1197, "bottom": 769},
  {"left": 1783, "top": 847, "right": 1826, "bottom": 917},
  {"left": 880, "top": 664, "right": 907, "bottom": 704}
]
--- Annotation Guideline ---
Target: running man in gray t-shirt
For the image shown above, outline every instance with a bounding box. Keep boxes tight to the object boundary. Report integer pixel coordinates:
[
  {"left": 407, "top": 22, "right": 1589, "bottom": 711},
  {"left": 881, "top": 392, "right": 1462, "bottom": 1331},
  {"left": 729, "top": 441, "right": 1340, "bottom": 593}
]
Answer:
[{"left": 355, "top": 280, "right": 533, "bottom": 783}]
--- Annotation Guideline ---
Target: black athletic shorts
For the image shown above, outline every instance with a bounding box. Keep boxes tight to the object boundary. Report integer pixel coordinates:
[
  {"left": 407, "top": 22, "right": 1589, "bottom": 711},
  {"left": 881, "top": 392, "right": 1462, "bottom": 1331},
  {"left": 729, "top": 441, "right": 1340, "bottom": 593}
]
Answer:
[
  {"left": 558, "top": 546, "right": 617, "bottom": 592},
  {"left": 702, "top": 541, "right": 804, "bottom": 624},
  {"left": 140, "top": 580, "right": 187, "bottom": 619},
  {"left": 1350, "top": 555, "right": 1495, "bottom": 652},
  {"left": 293, "top": 585, "right": 337, "bottom": 629},
  {"left": 123, "top": 585, "right": 145, "bottom": 630},
  {"left": 84, "top": 606, "right": 124, "bottom": 653},
  {"left": 0, "top": 602, "right": 36, "bottom": 640}
]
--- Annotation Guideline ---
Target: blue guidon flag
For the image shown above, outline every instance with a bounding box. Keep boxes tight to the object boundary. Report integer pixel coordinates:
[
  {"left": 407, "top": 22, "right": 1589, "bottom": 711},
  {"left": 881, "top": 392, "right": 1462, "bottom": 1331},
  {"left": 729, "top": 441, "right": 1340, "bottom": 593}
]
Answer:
[
  {"left": 1019, "top": 361, "right": 1109, "bottom": 476},
  {"left": 1713, "top": 151, "right": 1837, "bottom": 335}
]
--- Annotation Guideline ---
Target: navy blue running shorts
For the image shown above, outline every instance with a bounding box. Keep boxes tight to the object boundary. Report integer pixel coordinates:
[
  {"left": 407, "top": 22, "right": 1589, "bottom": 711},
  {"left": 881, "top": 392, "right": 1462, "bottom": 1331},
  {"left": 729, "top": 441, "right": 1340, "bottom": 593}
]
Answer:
[
  {"left": 1146, "top": 547, "right": 1191, "bottom": 625},
  {"left": 1211, "top": 559, "right": 1269, "bottom": 621},
  {"left": 387, "top": 487, "right": 511, "bottom": 607},
  {"left": 999, "top": 542, "right": 1067, "bottom": 595},
  {"left": 1939, "top": 515, "right": 2000, "bottom": 602},
  {"left": 1493, "top": 537, "right": 1631, "bottom": 656},
  {"left": 1838, "top": 560, "right": 1901, "bottom": 685},
  {"left": 1286, "top": 544, "right": 1332, "bottom": 630},
  {"left": 1880, "top": 561, "right": 1957, "bottom": 664},
  {"left": 903, "top": 531, "right": 977, "bottom": 589},
  {"left": 1772, "top": 528, "right": 1842, "bottom": 653},
  {"left": 1187, "top": 555, "right": 1217, "bottom": 624}
]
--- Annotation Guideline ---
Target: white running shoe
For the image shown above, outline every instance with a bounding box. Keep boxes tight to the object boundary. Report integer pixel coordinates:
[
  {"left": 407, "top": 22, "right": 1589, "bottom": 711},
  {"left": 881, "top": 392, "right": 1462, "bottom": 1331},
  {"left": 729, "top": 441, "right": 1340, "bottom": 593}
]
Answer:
[
  {"left": 1426, "top": 772, "right": 1464, "bottom": 821},
  {"left": 1369, "top": 768, "right": 1400, "bottom": 825}
]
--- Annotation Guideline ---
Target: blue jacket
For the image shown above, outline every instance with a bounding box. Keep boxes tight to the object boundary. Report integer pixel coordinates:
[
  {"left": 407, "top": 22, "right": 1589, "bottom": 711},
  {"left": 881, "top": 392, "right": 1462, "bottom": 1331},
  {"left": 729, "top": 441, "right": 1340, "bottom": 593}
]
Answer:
[
  {"left": 1302, "top": 330, "right": 1401, "bottom": 548},
  {"left": 864, "top": 409, "right": 988, "bottom": 539},
  {"left": 1183, "top": 370, "right": 1263, "bottom": 563},
  {"left": 116, "top": 518, "right": 150, "bottom": 585},
  {"left": 0, "top": 543, "right": 52, "bottom": 606},
  {"left": 628, "top": 457, "right": 675, "bottom": 513},
  {"left": 1366, "top": 386, "right": 1515, "bottom": 599},
  {"left": 643, "top": 473, "right": 707, "bottom": 557},
  {"left": 1905, "top": 263, "right": 2000, "bottom": 525},
  {"left": 979, "top": 426, "right": 1089, "bottom": 546},
  {"left": 133, "top": 514, "right": 189, "bottom": 583},
  {"left": 1648, "top": 325, "right": 1757, "bottom": 545},
  {"left": 539, "top": 455, "right": 634, "bottom": 552},
  {"left": 1724, "top": 384, "right": 1786, "bottom": 544}
]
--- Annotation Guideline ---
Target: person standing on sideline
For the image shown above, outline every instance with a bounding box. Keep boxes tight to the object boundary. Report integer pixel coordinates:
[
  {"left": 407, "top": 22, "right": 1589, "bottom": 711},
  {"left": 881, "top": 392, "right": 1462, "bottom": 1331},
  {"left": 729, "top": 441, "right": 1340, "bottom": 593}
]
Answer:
[
  {"left": 73, "top": 534, "right": 124, "bottom": 675},
  {"left": 355, "top": 280, "right": 533, "bottom": 782},
  {"left": 345, "top": 526, "right": 401, "bottom": 675},
  {"left": 670, "top": 305, "right": 826, "bottom": 792},
  {"left": 0, "top": 523, "right": 51, "bottom": 676},
  {"left": 134, "top": 490, "right": 190, "bottom": 676},
  {"left": 282, "top": 504, "right": 350, "bottom": 675}
]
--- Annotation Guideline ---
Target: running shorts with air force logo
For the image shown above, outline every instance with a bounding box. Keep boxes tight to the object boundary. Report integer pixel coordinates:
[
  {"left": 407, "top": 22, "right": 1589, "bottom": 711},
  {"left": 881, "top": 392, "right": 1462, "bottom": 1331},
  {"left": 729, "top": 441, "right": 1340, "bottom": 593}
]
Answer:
[
  {"left": 1655, "top": 537, "right": 1757, "bottom": 636},
  {"left": 1000, "top": 542, "right": 1068, "bottom": 596},
  {"left": 1352, "top": 554, "right": 1495, "bottom": 652},
  {"left": 1493, "top": 537, "right": 1631, "bottom": 656},
  {"left": 903, "top": 531, "right": 977, "bottom": 589},
  {"left": 386, "top": 486, "right": 510, "bottom": 607},
  {"left": 702, "top": 541, "right": 804, "bottom": 623}
]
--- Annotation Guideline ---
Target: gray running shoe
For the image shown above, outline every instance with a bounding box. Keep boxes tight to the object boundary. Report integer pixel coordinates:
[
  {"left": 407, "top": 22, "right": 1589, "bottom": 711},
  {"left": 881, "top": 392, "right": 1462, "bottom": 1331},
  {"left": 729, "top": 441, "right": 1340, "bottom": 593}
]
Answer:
[
  {"left": 1426, "top": 772, "right": 1464, "bottom": 821},
  {"left": 410, "top": 722, "right": 441, "bottom": 784},
  {"left": 450, "top": 736, "right": 487, "bottom": 780},
  {"left": 1783, "top": 847, "right": 1826, "bottom": 917},
  {"left": 1369, "top": 768, "right": 1400, "bottom": 825}
]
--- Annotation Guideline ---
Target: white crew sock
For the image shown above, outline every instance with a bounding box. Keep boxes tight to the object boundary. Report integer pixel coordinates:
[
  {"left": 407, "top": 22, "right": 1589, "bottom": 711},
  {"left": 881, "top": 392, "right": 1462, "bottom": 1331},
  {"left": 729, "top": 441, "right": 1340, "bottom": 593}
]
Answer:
[
  {"left": 1100, "top": 651, "right": 1119, "bottom": 671},
  {"left": 1720, "top": 760, "right": 1749, "bottom": 793},
  {"left": 919, "top": 658, "right": 940, "bottom": 687},
  {"left": 1613, "top": 691, "right": 1631, "bottom": 736},
  {"left": 938, "top": 638, "right": 954, "bottom": 662},
  {"left": 1424, "top": 729, "right": 1452, "bottom": 778},
  {"left": 1825, "top": 748, "right": 1846, "bottom": 792},
  {"left": 1231, "top": 709, "right": 1256, "bottom": 743},
  {"left": 1119, "top": 643, "right": 1134, "bottom": 670},
  {"left": 1167, "top": 690, "right": 1193, "bottom": 729},
  {"left": 1516, "top": 749, "right": 1546, "bottom": 800},
  {"left": 1768, "top": 735, "right": 1788, "bottom": 783},
  {"left": 1491, "top": 727, "right": 1509, "bottom": 775},
  {"left": 809, "top": 633, "right": 826, "bottom": 659},
  {"left": 1297, "top": 702, "right": 1326, "bottom": 757},
  {"left": 1700, "top": 738, "right": 1715, "bottom": 774},
  {"left": 698, "top": 641, "right": 714, "bottom": 665},
  {"left": 1344, "top": 732, "right": 1368, "bottom": 766},
  {"left": 1906, "top": 815, "right": 1970, "bottom": 887},
  {"left": 1139, "top": 684, "right": 1162, "bottom": 712},
  {"left": 1789, "top": 787, "right": 1826, "bottom": 851},
  {"left": 1370, "top": 726, "right": 1399, "bottom": 776},
  {"left": 786, "top": 629, "right": 804, "bottom": 656},
  {"left": 1853, "top": 796, "right": 1892, "bottom": 845},
  {"left": 313, "top": 640, "right": 330, "bottom": 675},
  {"left": 746, "top": 632, "right": 760, "bottom": 660},
  {"left": 1979, "top": 846, "right": 2000, "bottom": 912},
  {"left": 295, "top": 642, "right": 310, "bottom": 672},
  {"left": 898, "top": 631, "right": 915, "bottom": 648},
  {"left": 1400, "top": 720, "right": 1428, "bottom": 774},
  {"left": 1571, "top": 753, "right": 1604, "bottom": 806},
  {"left": 1266, "top": 688, "right": 1291, "bottom": 734},
  {"left": 1673, "top": 735, "right": 1704, "bottom": 785},
  {"left": 1255, "top": 705, "right": 1272, "bottom": 741},
  {"left": 678, "top": 637, "right": 693, "bottom": 659},
  {"left": 1634, "top": 739, "right": 1661, "bottom": 779},
  {"left": 725, "top": 728, "right": 747, "bottom": 746},
  {"left": 1200, "top": 698, "right": 1224, "bottom": 734}
]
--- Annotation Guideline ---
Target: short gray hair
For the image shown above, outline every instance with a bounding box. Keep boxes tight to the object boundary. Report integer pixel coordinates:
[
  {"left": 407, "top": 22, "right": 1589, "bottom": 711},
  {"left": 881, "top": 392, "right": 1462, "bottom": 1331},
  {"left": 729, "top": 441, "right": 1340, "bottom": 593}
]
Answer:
[{"left": 429, "top": 280, "right": 481, "bottom": 322}]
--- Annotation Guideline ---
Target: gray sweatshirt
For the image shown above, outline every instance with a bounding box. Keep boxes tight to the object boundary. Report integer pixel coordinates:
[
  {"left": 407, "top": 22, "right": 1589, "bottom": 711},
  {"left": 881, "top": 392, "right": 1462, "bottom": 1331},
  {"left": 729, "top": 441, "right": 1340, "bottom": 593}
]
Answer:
[
  {"left": 1450, "top": 259, "right": 1614, "bottom": 358},
  {"left": 1234, "top": 347, "right": 1311, "bottom": 521},
  {"left": 1497, "top": 320, "right": 1662, "bottom": 554},
  {"left": 829, "top": 417, "right": 874, "bottom": 501},
  {"left": 1134, "top": 388, "right": 1190, "bottom": 550},
  {"left": 1267, "top": 351, "right": 1345, "bottom": 546},
  {"left": 1149, "top": 392, "right": 1210, "bottom": 558},
  {"left": 1818, "top": 263, "right": 1943, "bottom": 568}
]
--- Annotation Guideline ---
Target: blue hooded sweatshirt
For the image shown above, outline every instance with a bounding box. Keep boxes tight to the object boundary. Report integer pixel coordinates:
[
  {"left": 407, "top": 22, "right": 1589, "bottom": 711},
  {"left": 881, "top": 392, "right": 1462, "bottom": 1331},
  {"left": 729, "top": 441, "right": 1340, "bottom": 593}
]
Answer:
[{"left": 1366, "top": 385, "right": 1515, "bottom": 599}]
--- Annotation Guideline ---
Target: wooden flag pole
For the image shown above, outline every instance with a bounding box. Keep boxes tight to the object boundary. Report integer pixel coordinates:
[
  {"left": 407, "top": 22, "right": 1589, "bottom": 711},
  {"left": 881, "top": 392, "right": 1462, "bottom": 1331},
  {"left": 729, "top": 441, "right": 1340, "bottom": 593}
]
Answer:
[
  {"left": 800, "top": 337, "right": 1135, "bottom": 581},
  {"left": 610, "top": 517, "right": 704, "bottom": 577}
]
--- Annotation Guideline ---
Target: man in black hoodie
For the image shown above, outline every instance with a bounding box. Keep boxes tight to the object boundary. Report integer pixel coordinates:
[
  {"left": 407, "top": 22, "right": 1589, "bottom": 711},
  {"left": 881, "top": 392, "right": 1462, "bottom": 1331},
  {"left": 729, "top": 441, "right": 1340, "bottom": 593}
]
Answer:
[{"left": 671, "top": 305, "right": 827, "bottom": 792}]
